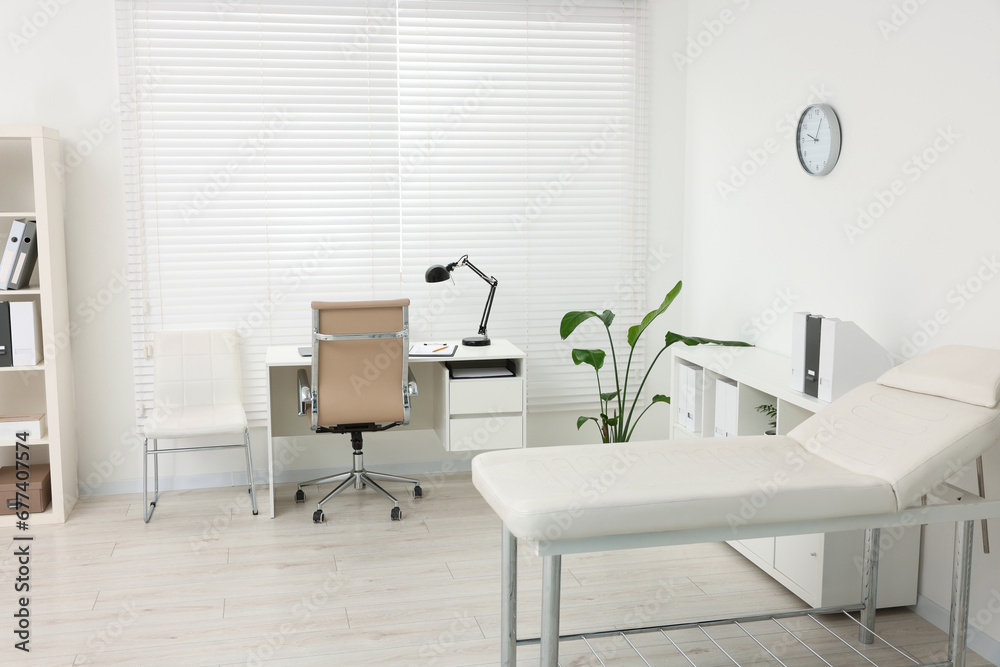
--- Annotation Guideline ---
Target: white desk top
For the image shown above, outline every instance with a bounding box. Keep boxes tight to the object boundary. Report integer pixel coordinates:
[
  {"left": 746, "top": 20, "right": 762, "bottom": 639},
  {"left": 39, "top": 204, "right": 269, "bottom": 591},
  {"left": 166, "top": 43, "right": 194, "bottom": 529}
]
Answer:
[{"left": 265, "top": 339, "right": 525, "bottom": 367}]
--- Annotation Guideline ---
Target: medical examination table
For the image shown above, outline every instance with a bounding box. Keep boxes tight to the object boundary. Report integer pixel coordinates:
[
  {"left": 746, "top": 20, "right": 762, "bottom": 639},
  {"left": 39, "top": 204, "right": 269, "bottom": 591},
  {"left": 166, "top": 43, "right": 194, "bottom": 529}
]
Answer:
[{"left": 473, "top": 345, "right": 1000, "bottom": 666}]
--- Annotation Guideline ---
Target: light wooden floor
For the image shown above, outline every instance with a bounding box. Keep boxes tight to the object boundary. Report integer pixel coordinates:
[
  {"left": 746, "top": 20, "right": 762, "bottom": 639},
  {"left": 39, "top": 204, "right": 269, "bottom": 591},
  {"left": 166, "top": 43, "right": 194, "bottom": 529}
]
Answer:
[{"left": 0, "top": 473, "right": 992, "bottom": 666}]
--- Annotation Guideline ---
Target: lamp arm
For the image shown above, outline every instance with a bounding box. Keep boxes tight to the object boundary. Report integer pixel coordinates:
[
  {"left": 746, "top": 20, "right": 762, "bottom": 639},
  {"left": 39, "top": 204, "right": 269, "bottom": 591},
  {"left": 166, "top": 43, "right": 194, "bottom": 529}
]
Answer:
[
  {"left": 457, "top": 256, "right": 496, "bottom": 286},
  {"left": 478, "top": 280, "right": 497, "bottom": 337},
  {"left": 457, "top": 257, "right": 498, "bottom": 337}
]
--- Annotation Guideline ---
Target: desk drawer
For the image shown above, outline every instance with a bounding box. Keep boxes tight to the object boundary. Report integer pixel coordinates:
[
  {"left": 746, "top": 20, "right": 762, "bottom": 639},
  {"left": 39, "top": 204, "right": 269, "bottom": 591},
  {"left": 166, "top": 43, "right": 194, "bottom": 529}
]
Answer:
[
  {"left": 449, "top": 415, "right": 522, "bottom": 451},
  {"left": 449, "top": 378, "right": 522, "bottom": 416}
]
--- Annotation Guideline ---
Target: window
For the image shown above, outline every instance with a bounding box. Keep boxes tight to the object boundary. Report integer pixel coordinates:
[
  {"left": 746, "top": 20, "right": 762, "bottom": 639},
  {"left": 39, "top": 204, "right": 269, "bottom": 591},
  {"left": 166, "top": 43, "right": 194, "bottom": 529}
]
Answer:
[{"left": 117, "top": 0, "right": 649, "bottom": 422}]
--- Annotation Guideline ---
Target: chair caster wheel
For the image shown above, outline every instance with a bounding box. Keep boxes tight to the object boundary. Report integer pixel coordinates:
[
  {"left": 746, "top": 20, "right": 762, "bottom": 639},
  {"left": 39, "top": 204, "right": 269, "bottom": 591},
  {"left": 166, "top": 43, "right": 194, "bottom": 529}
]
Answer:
[
  {"left": 295, "top": 489, "right": 305, "bottom": 503},
  {"left": 313, "top": 510, "right": 324, "bottom": 523},
  {"left": 391, "top": 507, "right": 402, "bottom": 521},
  {"left": 413, "top": 485, "right": 423, "bottom": 499},
  {"left": 252, "top": 510, "right": 258, "bottom": 516}
]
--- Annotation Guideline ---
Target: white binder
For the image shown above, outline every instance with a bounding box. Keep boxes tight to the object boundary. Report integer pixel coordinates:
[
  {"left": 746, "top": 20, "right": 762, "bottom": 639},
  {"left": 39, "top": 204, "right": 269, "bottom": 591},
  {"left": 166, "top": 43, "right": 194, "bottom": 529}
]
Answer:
[
  {"left": 790, "top": 311, "right": 808, "bottom": 392},
  {"left": 10, "top": 300, "right": 42, "bottom": 366},
  {"left": 676, "top": 361, "right": 703, "bottom": 433},
  {"left": 0, "top": 219, "right": 26, "bottom": 290},
  {"left": 714, "top": 378, "right": 738, "bottom": 437},
  {"left": 6, "top": 219, "right": 37, "bottom": 290},
  {"left": 817, "top": 318, "right": 894, "bottom": 402}
]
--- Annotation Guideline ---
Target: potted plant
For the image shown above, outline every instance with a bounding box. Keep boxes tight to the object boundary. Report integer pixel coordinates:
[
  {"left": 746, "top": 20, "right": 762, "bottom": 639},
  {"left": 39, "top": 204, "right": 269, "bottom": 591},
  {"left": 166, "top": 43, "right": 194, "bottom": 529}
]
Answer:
[
  {"left": 560, "top": 280, "right": 751, "bottom": 443},
  {"left": 756, "top": 404, "right": 777, "bottom": 435}
]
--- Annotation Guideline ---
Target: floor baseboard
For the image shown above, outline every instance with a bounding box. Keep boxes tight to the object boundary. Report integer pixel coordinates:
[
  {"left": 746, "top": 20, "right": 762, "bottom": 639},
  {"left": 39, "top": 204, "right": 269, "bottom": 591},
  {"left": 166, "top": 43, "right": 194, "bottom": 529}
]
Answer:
[{"left": 914, "top": 594, "right": 1000, "bottom": 665}]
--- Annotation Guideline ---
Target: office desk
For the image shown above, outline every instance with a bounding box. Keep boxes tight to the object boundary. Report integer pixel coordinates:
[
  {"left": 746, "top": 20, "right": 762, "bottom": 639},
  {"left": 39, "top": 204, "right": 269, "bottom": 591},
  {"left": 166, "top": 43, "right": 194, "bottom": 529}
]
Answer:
[{"left": 264, "top": 340, "right": 527, "bottom": 518}]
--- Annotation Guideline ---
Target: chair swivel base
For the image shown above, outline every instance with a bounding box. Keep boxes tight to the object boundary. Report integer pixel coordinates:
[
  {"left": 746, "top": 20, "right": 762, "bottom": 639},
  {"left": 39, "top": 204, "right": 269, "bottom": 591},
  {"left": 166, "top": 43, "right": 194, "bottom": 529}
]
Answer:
[{"left": 296, "top": 461, "right": 421, "bottom": 523}]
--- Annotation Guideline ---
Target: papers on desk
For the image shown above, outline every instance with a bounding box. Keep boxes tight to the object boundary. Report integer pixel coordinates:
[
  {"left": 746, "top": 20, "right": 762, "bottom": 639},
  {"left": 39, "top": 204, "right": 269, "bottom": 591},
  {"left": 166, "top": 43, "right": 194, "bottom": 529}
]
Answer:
[
  {"left": 410, "top": 343, "right": 457, "bottom": 357},
  {"left": 449, "top": 365, "right": 514, "bottom": 379}
]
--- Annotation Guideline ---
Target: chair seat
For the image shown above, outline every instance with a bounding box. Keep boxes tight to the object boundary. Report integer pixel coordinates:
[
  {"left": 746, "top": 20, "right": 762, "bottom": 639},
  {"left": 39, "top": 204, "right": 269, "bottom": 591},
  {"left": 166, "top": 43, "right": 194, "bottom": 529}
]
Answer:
[{"left": 143, "top": 404, "right": 248, "bottom": 438}]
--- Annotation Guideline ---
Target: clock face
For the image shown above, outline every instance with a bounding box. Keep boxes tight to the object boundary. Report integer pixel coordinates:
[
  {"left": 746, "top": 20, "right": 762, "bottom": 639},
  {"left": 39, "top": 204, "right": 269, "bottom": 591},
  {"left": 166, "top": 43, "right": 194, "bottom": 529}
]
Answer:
[{"left": 796, "top": 104, "right": 841, "bottom": 176}]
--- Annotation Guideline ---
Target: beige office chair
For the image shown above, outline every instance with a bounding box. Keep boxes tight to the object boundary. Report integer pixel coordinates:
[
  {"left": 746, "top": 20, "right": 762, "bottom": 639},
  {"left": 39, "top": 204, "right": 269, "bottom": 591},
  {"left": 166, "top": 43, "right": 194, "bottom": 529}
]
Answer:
[
  {"left": 142, "top": 329, "right": 258, "bottom": 522},
  {"left": 295, "top": 299, "right": 421, "bottom": 523}
]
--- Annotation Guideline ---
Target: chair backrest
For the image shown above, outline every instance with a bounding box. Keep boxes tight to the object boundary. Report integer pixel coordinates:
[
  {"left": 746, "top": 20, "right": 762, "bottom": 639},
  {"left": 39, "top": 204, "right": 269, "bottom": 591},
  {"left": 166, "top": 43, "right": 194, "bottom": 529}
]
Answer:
[
  {"left": 311, "top": 299, "right": 411, "bottom": 428},
  {"left": 152, "top": 329, "right": 243, "bottom": 409}
]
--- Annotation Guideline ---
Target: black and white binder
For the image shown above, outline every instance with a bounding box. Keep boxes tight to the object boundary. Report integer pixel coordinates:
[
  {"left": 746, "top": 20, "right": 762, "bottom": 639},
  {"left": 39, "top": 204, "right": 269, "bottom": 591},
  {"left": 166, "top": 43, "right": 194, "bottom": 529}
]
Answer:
[
  {"left": 0, "top": 219, "right": 26, "bottom": 290},
  {"left": 803, "top": 314, "right": 823, "bottom": 397},
  {"left": 0, "top": 301, "right": 11, "bottom": 367},
  {"left": 5, "top": 219, "right": 37, "bottom": 290}
]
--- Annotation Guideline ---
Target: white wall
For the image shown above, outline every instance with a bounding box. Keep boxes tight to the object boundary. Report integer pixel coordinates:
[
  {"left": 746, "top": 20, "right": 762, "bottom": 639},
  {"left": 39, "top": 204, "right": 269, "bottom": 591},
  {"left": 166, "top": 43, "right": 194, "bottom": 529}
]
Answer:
[
  {"left": 680, "top": 0, "right": 1000, "bottom": 656},
  {"left": 0, "top": 0, "right": 139, "bottom": 498},
  {"left": 0, "top": 0, "right": 689, "bottom": 499}
]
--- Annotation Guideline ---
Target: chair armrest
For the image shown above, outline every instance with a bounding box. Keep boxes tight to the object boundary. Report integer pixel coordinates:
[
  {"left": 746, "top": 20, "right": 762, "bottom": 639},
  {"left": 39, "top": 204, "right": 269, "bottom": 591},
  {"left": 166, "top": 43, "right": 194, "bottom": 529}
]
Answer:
[
  {"left": 407, "top": 368, "right": 419, "bottom": 397},
  {"left": 297, "top": 368, "right": 312, "bottom": 416}
]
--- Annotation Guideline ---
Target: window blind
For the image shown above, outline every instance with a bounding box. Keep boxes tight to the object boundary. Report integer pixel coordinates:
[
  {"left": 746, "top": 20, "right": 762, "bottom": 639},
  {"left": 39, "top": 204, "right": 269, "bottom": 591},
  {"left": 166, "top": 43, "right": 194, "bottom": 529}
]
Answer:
[{"left": 117, "top": 0, "right": 649, "bottom": 423}]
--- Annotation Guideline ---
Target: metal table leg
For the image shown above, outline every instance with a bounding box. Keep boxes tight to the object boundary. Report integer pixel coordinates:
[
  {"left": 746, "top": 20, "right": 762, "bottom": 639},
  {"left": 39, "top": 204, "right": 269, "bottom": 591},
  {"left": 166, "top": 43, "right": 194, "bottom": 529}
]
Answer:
[
  {"left": 502, "top": 525, "right": 517, "bottom": 666},
  {"left": 541, "top": 554, "right": 562, "bottom": 667},
  {"left": 948, "top": 520, "right": 975, "bottom": 667},
  {"left": 859, "top": 527, "right": 881, "bottom": 644}
]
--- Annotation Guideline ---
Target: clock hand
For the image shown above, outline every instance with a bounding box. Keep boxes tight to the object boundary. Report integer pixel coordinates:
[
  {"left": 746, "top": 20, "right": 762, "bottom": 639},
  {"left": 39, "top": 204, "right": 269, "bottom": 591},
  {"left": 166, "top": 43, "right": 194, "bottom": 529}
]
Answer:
[
  {"left": 806, "top": 133, "right": 818, "bottom": 142},
  {"left": 815, "top": 115, "right": 824, "bottom": 139}
]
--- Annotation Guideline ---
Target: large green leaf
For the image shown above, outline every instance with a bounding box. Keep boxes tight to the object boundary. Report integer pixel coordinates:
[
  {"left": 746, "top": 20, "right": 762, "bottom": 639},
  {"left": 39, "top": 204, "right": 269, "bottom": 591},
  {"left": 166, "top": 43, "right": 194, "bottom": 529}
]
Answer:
[
  {"left": 651, "top": 394, "right": 670, "bottom": 404},
  {"left": 663, "top": 332, "right": 752, "bottom": 349},
  {"left": 571, "top": 348, "right": 606, "bottom": 370},
  {"left": 600, "top": 390, "right": 620, "bottom": 402},
  {"left": 560, "top": 309, "right": 615, "bottom": 339},
  {"left": 627, "top": 281, "right": 683, "bottom": 348},
  {"left": 577, "top": 416, "right": 598, "bottom": 430}
]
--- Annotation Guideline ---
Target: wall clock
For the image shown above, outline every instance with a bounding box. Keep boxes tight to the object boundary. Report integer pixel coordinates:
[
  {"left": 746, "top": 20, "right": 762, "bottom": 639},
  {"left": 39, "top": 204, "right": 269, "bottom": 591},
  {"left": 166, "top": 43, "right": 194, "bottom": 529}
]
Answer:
[{"left": 796, "top": 104, "right": 841, "bottom": 176}]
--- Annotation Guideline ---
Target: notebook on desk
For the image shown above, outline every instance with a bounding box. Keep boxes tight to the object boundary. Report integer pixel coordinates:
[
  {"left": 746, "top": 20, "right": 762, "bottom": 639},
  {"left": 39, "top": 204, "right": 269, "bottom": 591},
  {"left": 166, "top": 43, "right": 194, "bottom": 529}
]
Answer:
[{"left": 410, "top": 343, "right": 458, "bottom": 357}]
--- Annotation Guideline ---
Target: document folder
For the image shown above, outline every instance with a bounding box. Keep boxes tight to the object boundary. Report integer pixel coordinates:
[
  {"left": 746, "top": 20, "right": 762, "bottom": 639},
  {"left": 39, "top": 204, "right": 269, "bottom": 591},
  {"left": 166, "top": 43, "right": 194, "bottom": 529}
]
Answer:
[
  {"left": 0, "top": 301, "right": 11, "bottom": 367},
  {"left": 0, "top": 219, "right": 26, "bottom": 290},
  {"left": 5, "top": 219, "right": 37, "bottom": 290}
]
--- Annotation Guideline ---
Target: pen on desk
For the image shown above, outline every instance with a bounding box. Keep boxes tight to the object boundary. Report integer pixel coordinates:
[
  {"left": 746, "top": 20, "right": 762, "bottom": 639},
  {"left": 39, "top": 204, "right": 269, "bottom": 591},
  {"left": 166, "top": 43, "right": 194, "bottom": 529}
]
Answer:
[{"left": 433, "top": 345, "right": 448, "bottom": 352}]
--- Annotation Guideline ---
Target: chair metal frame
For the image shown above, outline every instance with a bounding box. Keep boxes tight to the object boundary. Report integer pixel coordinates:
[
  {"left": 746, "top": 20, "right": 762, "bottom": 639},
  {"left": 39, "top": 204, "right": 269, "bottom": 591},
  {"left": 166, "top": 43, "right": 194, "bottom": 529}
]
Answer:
[
  {"left": 143, "top": 428, "right": 257, "bottom": 523},
  {"left": 296, "top": 303, "right": 421, "bottom": 522}
]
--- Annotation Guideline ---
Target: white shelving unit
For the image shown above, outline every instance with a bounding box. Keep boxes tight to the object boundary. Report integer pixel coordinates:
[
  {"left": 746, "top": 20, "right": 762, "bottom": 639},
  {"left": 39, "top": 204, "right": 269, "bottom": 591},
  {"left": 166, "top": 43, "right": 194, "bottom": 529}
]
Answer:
[
  {"left": 0, "top": 126, "right": 77, "bottom": 525},
  {"left": 669, "top": 345, "right": 919, "bottom": 609}
]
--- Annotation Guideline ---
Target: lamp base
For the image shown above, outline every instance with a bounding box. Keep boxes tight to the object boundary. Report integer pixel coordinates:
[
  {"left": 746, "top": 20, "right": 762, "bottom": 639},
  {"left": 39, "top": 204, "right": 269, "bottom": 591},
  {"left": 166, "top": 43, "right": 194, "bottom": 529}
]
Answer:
[{"left": 462, "top": 335, "right": 491, "bottom": 347}]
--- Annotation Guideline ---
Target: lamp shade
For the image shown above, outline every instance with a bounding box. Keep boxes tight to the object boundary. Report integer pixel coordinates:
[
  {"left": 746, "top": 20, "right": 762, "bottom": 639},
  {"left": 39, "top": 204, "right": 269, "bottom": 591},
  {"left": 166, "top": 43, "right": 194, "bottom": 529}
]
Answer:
[{"left": 425, "top": 264, "right": 452, "bottom": 283}]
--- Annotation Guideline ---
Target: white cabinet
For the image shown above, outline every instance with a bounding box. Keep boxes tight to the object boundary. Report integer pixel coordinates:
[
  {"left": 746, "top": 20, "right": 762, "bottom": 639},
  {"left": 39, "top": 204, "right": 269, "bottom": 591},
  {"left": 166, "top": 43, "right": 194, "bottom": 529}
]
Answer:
[
  {"left": 0, "top": 126, "right": 77, "bottom": 525},
  {"left": 669, "top": 345, "right": 919, "bottom": 609},
  {"left": 440, "top": 345, "right": 526, "bottom": 452}
]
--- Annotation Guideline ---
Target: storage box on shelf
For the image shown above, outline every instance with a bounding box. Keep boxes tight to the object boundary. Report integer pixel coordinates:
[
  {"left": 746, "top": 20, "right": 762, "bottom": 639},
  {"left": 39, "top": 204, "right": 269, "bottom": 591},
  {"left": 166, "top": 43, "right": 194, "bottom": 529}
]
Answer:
[
  {"left": 0, "top": 126, "right": 76, "bottom": 525},
  {"left": 669, "top": 344, "right": 919, "bottom": 609}
]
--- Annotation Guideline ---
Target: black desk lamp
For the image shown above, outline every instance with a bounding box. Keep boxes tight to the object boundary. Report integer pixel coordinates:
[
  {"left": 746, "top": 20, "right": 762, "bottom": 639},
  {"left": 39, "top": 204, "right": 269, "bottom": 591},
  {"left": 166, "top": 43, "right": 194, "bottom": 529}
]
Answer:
[{"left": 425, "top": 255, "right": 497, "bottom": 347}]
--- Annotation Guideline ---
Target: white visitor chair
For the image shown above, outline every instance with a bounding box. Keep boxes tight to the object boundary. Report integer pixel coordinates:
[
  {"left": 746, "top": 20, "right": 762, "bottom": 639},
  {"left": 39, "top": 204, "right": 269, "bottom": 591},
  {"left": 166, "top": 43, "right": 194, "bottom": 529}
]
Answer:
[{"left": 142, "top": 329, "right": 258, "bottom": 522}]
